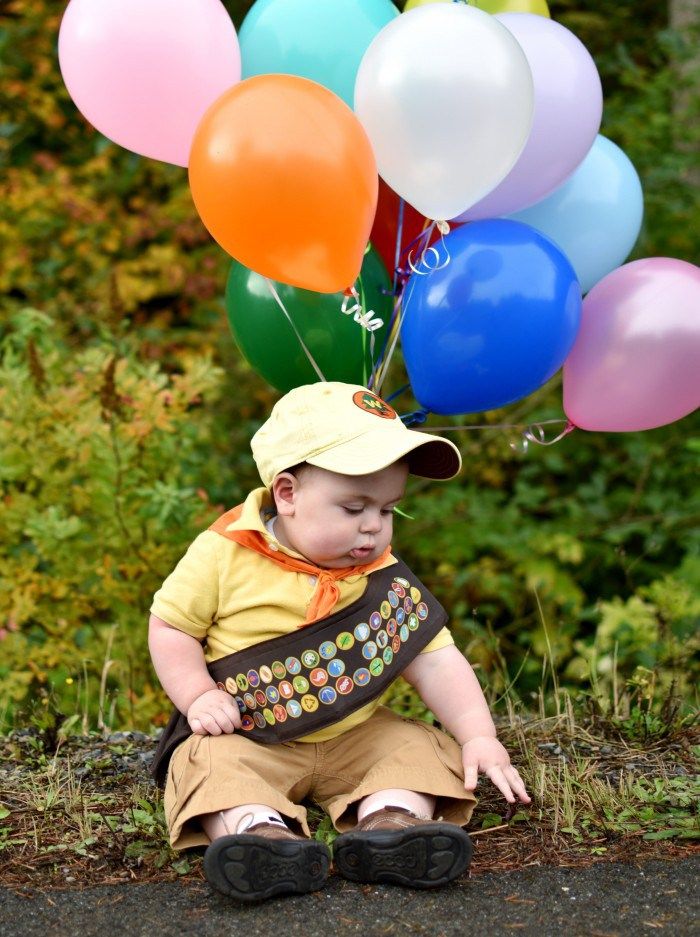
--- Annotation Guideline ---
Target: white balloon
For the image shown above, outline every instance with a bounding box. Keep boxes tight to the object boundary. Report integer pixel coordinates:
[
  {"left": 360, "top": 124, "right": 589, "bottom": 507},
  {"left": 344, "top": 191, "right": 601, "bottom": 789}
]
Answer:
[{"left": 354, "top": 3, "right": 534, "bottom": 221}]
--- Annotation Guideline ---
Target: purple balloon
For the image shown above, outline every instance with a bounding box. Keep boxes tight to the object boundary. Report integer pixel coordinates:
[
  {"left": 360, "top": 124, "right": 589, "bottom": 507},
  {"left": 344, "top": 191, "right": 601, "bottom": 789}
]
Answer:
[
  {"left": 563, "top": 258, "right": 700, "bottom": 432},
  {"left": 455, "top": 14, "right": 602, "bottom": 221}
]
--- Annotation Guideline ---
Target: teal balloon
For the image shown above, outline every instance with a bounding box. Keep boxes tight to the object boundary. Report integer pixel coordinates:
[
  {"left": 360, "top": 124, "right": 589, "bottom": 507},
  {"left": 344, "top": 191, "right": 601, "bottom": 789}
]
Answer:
[
  {"left": 225, "top": 246, "right": 392, "bottom": 392},
  {"left": 507, "top": 135, "right": 644, "bottom": 294},
  {"left": 239, "top": 0, "right": 399, "bottom": 107}
]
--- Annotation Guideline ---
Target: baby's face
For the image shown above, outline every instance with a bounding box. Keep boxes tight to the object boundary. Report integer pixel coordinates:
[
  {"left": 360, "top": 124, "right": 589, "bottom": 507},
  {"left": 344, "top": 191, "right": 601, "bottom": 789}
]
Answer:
[{"left": 275, "top": 462, "right": 408, "bottom": 569}]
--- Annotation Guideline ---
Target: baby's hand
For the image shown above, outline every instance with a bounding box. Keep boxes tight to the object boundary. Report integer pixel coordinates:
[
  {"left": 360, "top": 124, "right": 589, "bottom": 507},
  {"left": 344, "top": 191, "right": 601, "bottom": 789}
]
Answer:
[
  {"left": 462, "top": 736, "right": 531, "bottom": 805},
  {"left": 187, "top": 688, "right": 242, "bottom": 736}
]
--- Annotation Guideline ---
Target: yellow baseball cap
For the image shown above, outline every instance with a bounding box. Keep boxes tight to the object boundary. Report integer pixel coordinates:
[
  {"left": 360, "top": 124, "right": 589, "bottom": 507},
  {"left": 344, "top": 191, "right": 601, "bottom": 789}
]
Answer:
[{"left": 251, "top": 382, "right": 461, "bottom": 487}]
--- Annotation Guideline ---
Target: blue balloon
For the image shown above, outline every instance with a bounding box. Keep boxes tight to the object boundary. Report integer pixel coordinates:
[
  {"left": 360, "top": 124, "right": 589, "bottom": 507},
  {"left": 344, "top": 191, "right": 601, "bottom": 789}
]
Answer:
[
  {"left": 239, "top": 0, "right": 399, "bottom": 108},
  {"left": 507, "top": 135, "right": 644, "bottom": 294},
  {"left": 400, "top": 220, "right": 582, "bottom": 414}
]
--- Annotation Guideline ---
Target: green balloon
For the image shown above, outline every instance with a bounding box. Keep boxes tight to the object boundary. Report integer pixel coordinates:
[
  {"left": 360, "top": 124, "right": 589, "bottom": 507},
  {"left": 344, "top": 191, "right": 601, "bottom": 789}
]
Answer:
[{"left": 225, "top": 246, "right": 392, "bottom": 392}]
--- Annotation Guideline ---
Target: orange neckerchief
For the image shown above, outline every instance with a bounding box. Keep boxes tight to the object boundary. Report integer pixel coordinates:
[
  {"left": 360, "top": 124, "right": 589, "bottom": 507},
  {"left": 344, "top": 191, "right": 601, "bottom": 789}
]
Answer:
[{"left": 209, "top": 505, "right": 392, "bottom": 627}]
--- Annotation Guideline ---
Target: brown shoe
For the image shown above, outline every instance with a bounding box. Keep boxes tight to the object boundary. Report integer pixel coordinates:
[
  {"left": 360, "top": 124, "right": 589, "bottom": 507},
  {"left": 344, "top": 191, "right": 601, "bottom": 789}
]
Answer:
[
  {"left": 204, "top": 821, "right": 331, "bottom": 902},
  {"left": 333, "top": 806, "right": 472, "bottom": 888}
]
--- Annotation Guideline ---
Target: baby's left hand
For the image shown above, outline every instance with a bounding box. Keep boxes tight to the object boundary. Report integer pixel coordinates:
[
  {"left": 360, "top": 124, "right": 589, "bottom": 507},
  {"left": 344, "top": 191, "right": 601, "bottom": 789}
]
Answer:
[{"left": 462, "top": 736, "right": 531, "bottom": 805}]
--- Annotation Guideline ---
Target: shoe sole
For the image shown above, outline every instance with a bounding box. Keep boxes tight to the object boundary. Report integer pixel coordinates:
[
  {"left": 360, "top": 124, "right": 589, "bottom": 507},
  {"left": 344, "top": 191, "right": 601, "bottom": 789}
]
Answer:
[
  {"left": 204, "top": 834, "right": 331, "bottom": 902},
  {"left": 333, "top": 824, "right": 472, "bottom": 888}
]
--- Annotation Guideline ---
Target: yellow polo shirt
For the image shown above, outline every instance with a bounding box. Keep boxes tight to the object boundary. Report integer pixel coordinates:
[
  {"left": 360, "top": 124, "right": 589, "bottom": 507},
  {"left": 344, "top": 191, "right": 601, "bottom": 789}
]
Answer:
[{"left": 151, "top": 488, "right": 453, "bottom": 741}]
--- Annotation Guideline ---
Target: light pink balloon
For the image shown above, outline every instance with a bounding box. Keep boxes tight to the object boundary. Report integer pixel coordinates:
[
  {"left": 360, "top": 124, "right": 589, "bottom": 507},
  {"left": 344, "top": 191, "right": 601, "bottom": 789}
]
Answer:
[
  {"left": 455, "top": 13, "right": 602, "bottom": 221},
  {"left": 563, "top": 258, "right": 700, "bottom": 432},
  {"left": 58, "top": 0, "right": 241, "bottom": 167}
]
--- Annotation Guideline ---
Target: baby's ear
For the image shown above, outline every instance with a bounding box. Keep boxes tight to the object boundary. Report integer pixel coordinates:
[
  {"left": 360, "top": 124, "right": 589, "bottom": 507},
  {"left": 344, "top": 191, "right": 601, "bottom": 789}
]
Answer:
[{"left": 272, "top": 472, "right": 297, "bottom": 515}]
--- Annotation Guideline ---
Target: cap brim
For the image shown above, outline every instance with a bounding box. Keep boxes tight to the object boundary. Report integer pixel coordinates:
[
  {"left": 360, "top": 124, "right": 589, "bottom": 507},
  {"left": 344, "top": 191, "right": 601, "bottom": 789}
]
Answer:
[{"left": 306, "top": 425, "right": 461, "bottom": 480}]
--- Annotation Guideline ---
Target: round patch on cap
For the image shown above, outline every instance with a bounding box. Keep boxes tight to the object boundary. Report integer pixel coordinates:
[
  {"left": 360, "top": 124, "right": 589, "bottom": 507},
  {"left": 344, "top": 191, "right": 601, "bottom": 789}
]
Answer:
[{"left": 352, "top": 390, "right": 396, "bottom": 420}]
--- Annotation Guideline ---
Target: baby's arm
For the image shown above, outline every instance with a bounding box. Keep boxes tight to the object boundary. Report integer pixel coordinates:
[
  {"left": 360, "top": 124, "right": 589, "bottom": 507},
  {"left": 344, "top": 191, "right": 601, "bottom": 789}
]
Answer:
[
  {"left": 148, "top": 614, "right": 241, "bottom": 736},
  {"left": 402, "top": 644, "right": 530, "bottom": 804}
]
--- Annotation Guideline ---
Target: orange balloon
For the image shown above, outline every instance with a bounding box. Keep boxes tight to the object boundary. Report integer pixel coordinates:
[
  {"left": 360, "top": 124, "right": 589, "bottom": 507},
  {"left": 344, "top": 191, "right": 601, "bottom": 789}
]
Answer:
[{"left": 189, "top": 75, "right": 378, "bottom": 293}]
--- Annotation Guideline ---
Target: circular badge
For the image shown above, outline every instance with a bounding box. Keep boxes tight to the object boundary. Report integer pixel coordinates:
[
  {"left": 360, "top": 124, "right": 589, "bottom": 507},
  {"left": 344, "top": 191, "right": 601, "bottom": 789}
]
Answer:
[
  {"left": 380, "top": 601, "right": 391, "bottom": 619},
  {"left": 396, "top": 607, "right": 406, "bottom": 625},
  {"left": 225, "top": 677, "right": 238, "bottom": 695},
  {"left": 388, "top": 590, "right": 399, "bottom": 608},
  {"left": 354, "top": 622, "right": 370, "bottom": 642},
  {"left": 285, "top": 656, "right": 302, "bottom": 675},
  {"left": 286, "top": 699, "right": 302, "bottom": 718},
  {"left": 319, "top": 686, "right": 337, "bottom": 705},
  {"left": 392, "top": 582, "right": 406, "bottom": 598},
  {"left": 336, "top": 676, "right": 354, "bottom": 695},
  {"left": 362, "top": 640, "right": 378, "bottom": 660},
  {"left": 273, "top": 703, "right": 287, "bottom": 722},
  {"left": 408, "top": 613, "right": 419, "bottom": 631},
  {"left": 353, "top": 668, "right": 371, "bottom": 686},
  {"left": 259, "top": 665, "right": 273, "bottom": 684},
  {"left": 392, "top": 634, "right": 401, "bottom": 654},
  {"left": 266, "top": 685, "right": 280, "bottom": 704},
  {"left": 243, "top": 692, "right": 256, "bottom": 710},
  {"left": 247, "top": 669, "right": 260, "bottom": 688},
  {"left": 386, "top": 619, "right": 397, "bottom": 638},
  {"left": 253, "top": 711, "right": 266, "bottom": 728},
  {"left": 336, "top": 631, "right": 355, "bottom": 651},
  {"left": 254, "top": 689, "right": 267, "bottom": 707},
  {"left": 369, "top": 611, "right": 382, "bottom": 630},
  {"left": 319, "top": 641, "right": 337, "bottom": 660},
  {"left": 301, "top": 649, "right": 320, "bottom": 669},
  {"left": 327, "top": 658, "right": 346, "bottom": 678},
  {"left": 383, "top": 647, "right": 394, "bottom": 665},
  {"left": 309, "top": 668, "right": 328, "bottom": 687},
  {"left": 400, "top": 624, "right": 410, "bottom": 642},
  {"left": 376, "top": 630, "right": 389, "bottom": 649},
  {"left": 241, "top": 715, "right": 255, "bottom": 731},
  {"left": 234, "top": 696, "right": 245, "bottom": 713},
  {"left": 410, "top": 586, "right": 422, "bottom": 603},
  {"left": 236, "top": 673, "right": 249, "bottom": 692},
  {"left": 369, "top": 658, "right": 384, "bottom": 677},
  {"left": 293, "top": 675, "right": 310, "bottom": 694},
  {"left": 395, "top": 576, "right": 410, "bottom": 588},
  {"left": 417, "top": 602, "right": 429, "bottom": 620},
  {"left": 278, "top": 680, "right": 294, "bottom": 699},
  {"left": 301, "top": 694, "right": 319, "bottom": 713},
  {"left": 404, "top": 597, "right": 414, "bottom": 614},
  {"left": 351, "top": 389, "right": 396, "bottom": 420},
  {"left": 271, "top": 660, "right": 287, "bottom": 680},
  {"left": 263, "top": 708, "right": 276, "bottom": 725}
]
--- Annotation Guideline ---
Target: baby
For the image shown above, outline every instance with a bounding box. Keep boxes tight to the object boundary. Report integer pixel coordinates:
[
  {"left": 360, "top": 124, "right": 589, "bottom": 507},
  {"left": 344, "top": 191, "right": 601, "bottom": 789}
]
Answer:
[{"left": 149, "top": 382, "right": 530, "bottom": 901}]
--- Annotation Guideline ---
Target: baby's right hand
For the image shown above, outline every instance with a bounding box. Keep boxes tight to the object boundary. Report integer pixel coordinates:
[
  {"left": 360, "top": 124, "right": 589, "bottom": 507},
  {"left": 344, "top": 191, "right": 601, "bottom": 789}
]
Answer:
[{"left": 187, "top": 688, "right": 242, "bottom": 736}]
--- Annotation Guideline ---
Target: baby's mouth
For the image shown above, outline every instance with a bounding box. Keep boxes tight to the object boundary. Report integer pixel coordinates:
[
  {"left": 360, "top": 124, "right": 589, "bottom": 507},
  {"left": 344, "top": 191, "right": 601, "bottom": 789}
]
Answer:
[{"left": 350, "top": 545, "right": 374, "bottom": 560}]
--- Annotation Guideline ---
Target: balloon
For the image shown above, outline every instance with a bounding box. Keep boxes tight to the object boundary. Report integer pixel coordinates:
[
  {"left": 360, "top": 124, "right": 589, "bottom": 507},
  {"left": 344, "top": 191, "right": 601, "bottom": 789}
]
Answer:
[
  {"left": 563, "top": 259, "right": 700, "bottom": 432},
  {"left": 370, "top": 179, "right": 439, "bottom": 275},
  {"left": 354, "top": 4, "right": 534, "bottom": 220},
  {"left": 189, "top": 75, "right": 378, "bottom": 294},
  {"left": 58, "top": 0, "right": 240, "bottom": 167},
  {"left": 400, "top": 220, "right": 582, "bottom": 414},
  {"left": 455, "top": 14, "right": 603, "bottom": 221},
  {"left": 508, "top": 136, "right": 644, "bottom": 294},
  {"left": 239, "top": 0, "right": 399, "bottom": 108},
  {"left": 226, "top": 246, "right": 392, "bottom": 393},
  {"left": 405, "top": 0, "right": 550, "bottom": 16}
]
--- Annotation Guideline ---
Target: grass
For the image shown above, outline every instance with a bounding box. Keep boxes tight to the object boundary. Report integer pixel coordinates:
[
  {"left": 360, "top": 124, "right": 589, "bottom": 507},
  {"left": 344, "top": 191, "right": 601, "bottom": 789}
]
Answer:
[{"left": 0, "top": 677, "right": 697, "bottom": 893}]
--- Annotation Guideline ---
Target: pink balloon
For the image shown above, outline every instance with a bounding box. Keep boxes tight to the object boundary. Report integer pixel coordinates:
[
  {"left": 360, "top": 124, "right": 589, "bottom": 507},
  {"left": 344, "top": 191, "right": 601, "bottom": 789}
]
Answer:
[
  {"left": 454, "top": 14, "right": 602, "bottom": 221},
  {"left": 58, "top": 0, "right": 241, "bottom": 167},
  {"left": 563, "top": 258, "right": 700, "bottom": 432}
]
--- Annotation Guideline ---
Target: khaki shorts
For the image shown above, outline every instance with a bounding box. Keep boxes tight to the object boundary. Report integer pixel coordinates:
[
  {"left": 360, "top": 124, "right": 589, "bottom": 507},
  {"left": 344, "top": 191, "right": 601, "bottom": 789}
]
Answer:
[{"left": 164, "top": 706, "right": 476, "bottom": 850}]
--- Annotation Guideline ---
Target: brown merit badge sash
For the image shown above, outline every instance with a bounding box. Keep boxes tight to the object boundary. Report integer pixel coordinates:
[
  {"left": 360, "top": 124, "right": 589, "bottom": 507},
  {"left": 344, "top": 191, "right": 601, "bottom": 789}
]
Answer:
[{"left": 150, "top": 557, "right": 447, "bottom": 786}]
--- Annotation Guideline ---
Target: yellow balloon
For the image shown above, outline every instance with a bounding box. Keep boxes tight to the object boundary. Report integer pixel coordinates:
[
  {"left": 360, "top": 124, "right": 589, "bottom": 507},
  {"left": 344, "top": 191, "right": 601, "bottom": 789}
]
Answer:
[{"left": 403, "top": 0, "right": 550, "bottom": 17}]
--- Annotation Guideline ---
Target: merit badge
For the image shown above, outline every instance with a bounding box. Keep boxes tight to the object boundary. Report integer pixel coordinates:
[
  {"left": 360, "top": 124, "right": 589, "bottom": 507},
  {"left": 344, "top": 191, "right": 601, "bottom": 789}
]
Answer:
[
  {"left": 380, "top": 601, "right": 391, "bottom": 619},
  {"left": 362, "top": 640, "right": 378, "bottom": 660},
  {"left": 302, "top": 649, "right": 320, "bottom": 669},
  {"left": 336, "top": 676, "right": 354, "bottom": 695},
  {"left": 417, "top": 602, "right": 429, "bottom": 620},
  {"left": 319, "top": 686, "right": 337, "bottom": 705},
  {"left": 353, "top": 668, "right": 371, "bottom": 686},
  {"left": 236, "top": 673, "right": 249, "bottom": 692},
  {"left": 386, "top": 620, "right": 397, "bottom": 637},
  {"left": 404, "top": 597, "right": 414, "bottom": 613},
  {"left": 376, "top": 630, "right": 389, "bottom": 649},
  {"left": 336, "top": 631, "right": 355, "bottom": 650},
  {"left": 408, "top": 613, "right": 419, "bottom": 631},
  {"left": 392, "top": 634, "right": 401, "bottom": 654},
  {"left": 259, "top": 665, "right": 273, "bottom": 684},
  {"left": 263, "top": 708, "right": 276, "bottom": 725},
  {"left": 254, "top": 689, "right": 267, "bottom": 707},
  {"left": 396, "top": 607, "right": 406, "bottom": 625},
  {"left": 369, "top": 658, "right": 384, "bottom": 677},
  {"left": 392, "top": 582, "right": 406, "bottom": 598},
  {"left": 301, "top": 694, "right": 319, "bottom": 713},
  {"left": 410, "top": 587, "right": 422, "bottom": 603},
  {"left": 369, "top": 611, "right": 382, "bottom": 630},
  {"left": 328, "top": 658, "right": 346, "bottom": 677},
  {"left": 244, "top": 692, "right": 256, "bottom": 710},
  {"left": 266, "top": 686, "right": 280, "bottom": 704},
  {"left": 388, "top": 590, "right": 399, "bottom": 608},
  {"left": 383, "top": 647, "right": 394, "bottom": 665},
  {"left": 225, "top": 677, "right": 238, "bottom": 695},
  {"left": 253, "top": 712, "right": 266, "bottom": 728},
  {"left": 241, "top": 715, "right": 255, "bottom": 731},
  {"left": 293, "top": 675, "right": 310, "bottom": 694},
  {"left": 354, "top": 622, "right": 370, "bottom": 642},
  {"left": 273, "top": 704, "right": 287, "bottom": 722},
  {"left": 271, "top": 660, "right": 287, "bottom": 680},
  {"left": 234, "top": 696, "right": 245, "bottom": 712},
  {"left": 319, "top": 641, "right": 337, "bottom": 659},
  {"left": 310, "top": 668, "right": 328, "bottom": 687},
  {"left": 395, "top": 576, "right": 410, "bottom": 588},
  {"left": 247, "top": 669, "right": 260, "bottom": 687},
  {"left": 278, "top": 680, "right": 294, "bottom": 699},
  {"left": 285, "top": 656, "right": 302, "bottom": 675},
  {"left": 286, "top": 700, "right": 302, "bottom": 718},
  {"left": 400, "top": 624, "right": 410, "bottom": 642}
]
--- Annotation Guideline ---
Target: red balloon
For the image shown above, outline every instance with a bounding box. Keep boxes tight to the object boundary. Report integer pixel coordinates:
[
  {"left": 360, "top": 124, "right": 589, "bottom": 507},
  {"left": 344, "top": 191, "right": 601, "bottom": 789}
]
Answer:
[{"left": 370, "top": 178, "right": 436, "bottom": 275}]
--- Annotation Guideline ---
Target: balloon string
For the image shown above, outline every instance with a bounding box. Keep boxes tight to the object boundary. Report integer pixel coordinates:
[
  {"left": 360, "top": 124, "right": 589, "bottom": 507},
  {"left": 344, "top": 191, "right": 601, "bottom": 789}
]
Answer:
[
  {"left": 265, "top": 278, "right": 327, "bottom": 383},
  {"left": 407, "top": 222, "right": 451, "bottom": 275},
  {"left": 417, "top": 418, "right": 576, "bottom": 452}
]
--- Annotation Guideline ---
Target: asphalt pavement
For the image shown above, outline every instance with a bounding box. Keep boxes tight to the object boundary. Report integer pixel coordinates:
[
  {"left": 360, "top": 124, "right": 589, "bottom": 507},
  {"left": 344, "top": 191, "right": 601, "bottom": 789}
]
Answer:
[{"left": 1, "top": 857, "right": 697, "bottom": 937}]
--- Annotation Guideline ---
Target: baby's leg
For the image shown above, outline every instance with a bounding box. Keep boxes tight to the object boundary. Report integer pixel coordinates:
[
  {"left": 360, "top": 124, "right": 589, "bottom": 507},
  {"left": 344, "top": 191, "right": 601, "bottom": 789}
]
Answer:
[
  {"left": 358, "top": 789, "right": 436, "bottom": 822},
  {"left": 200, "top": 804, "right": 287, "bottom": 840}
]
